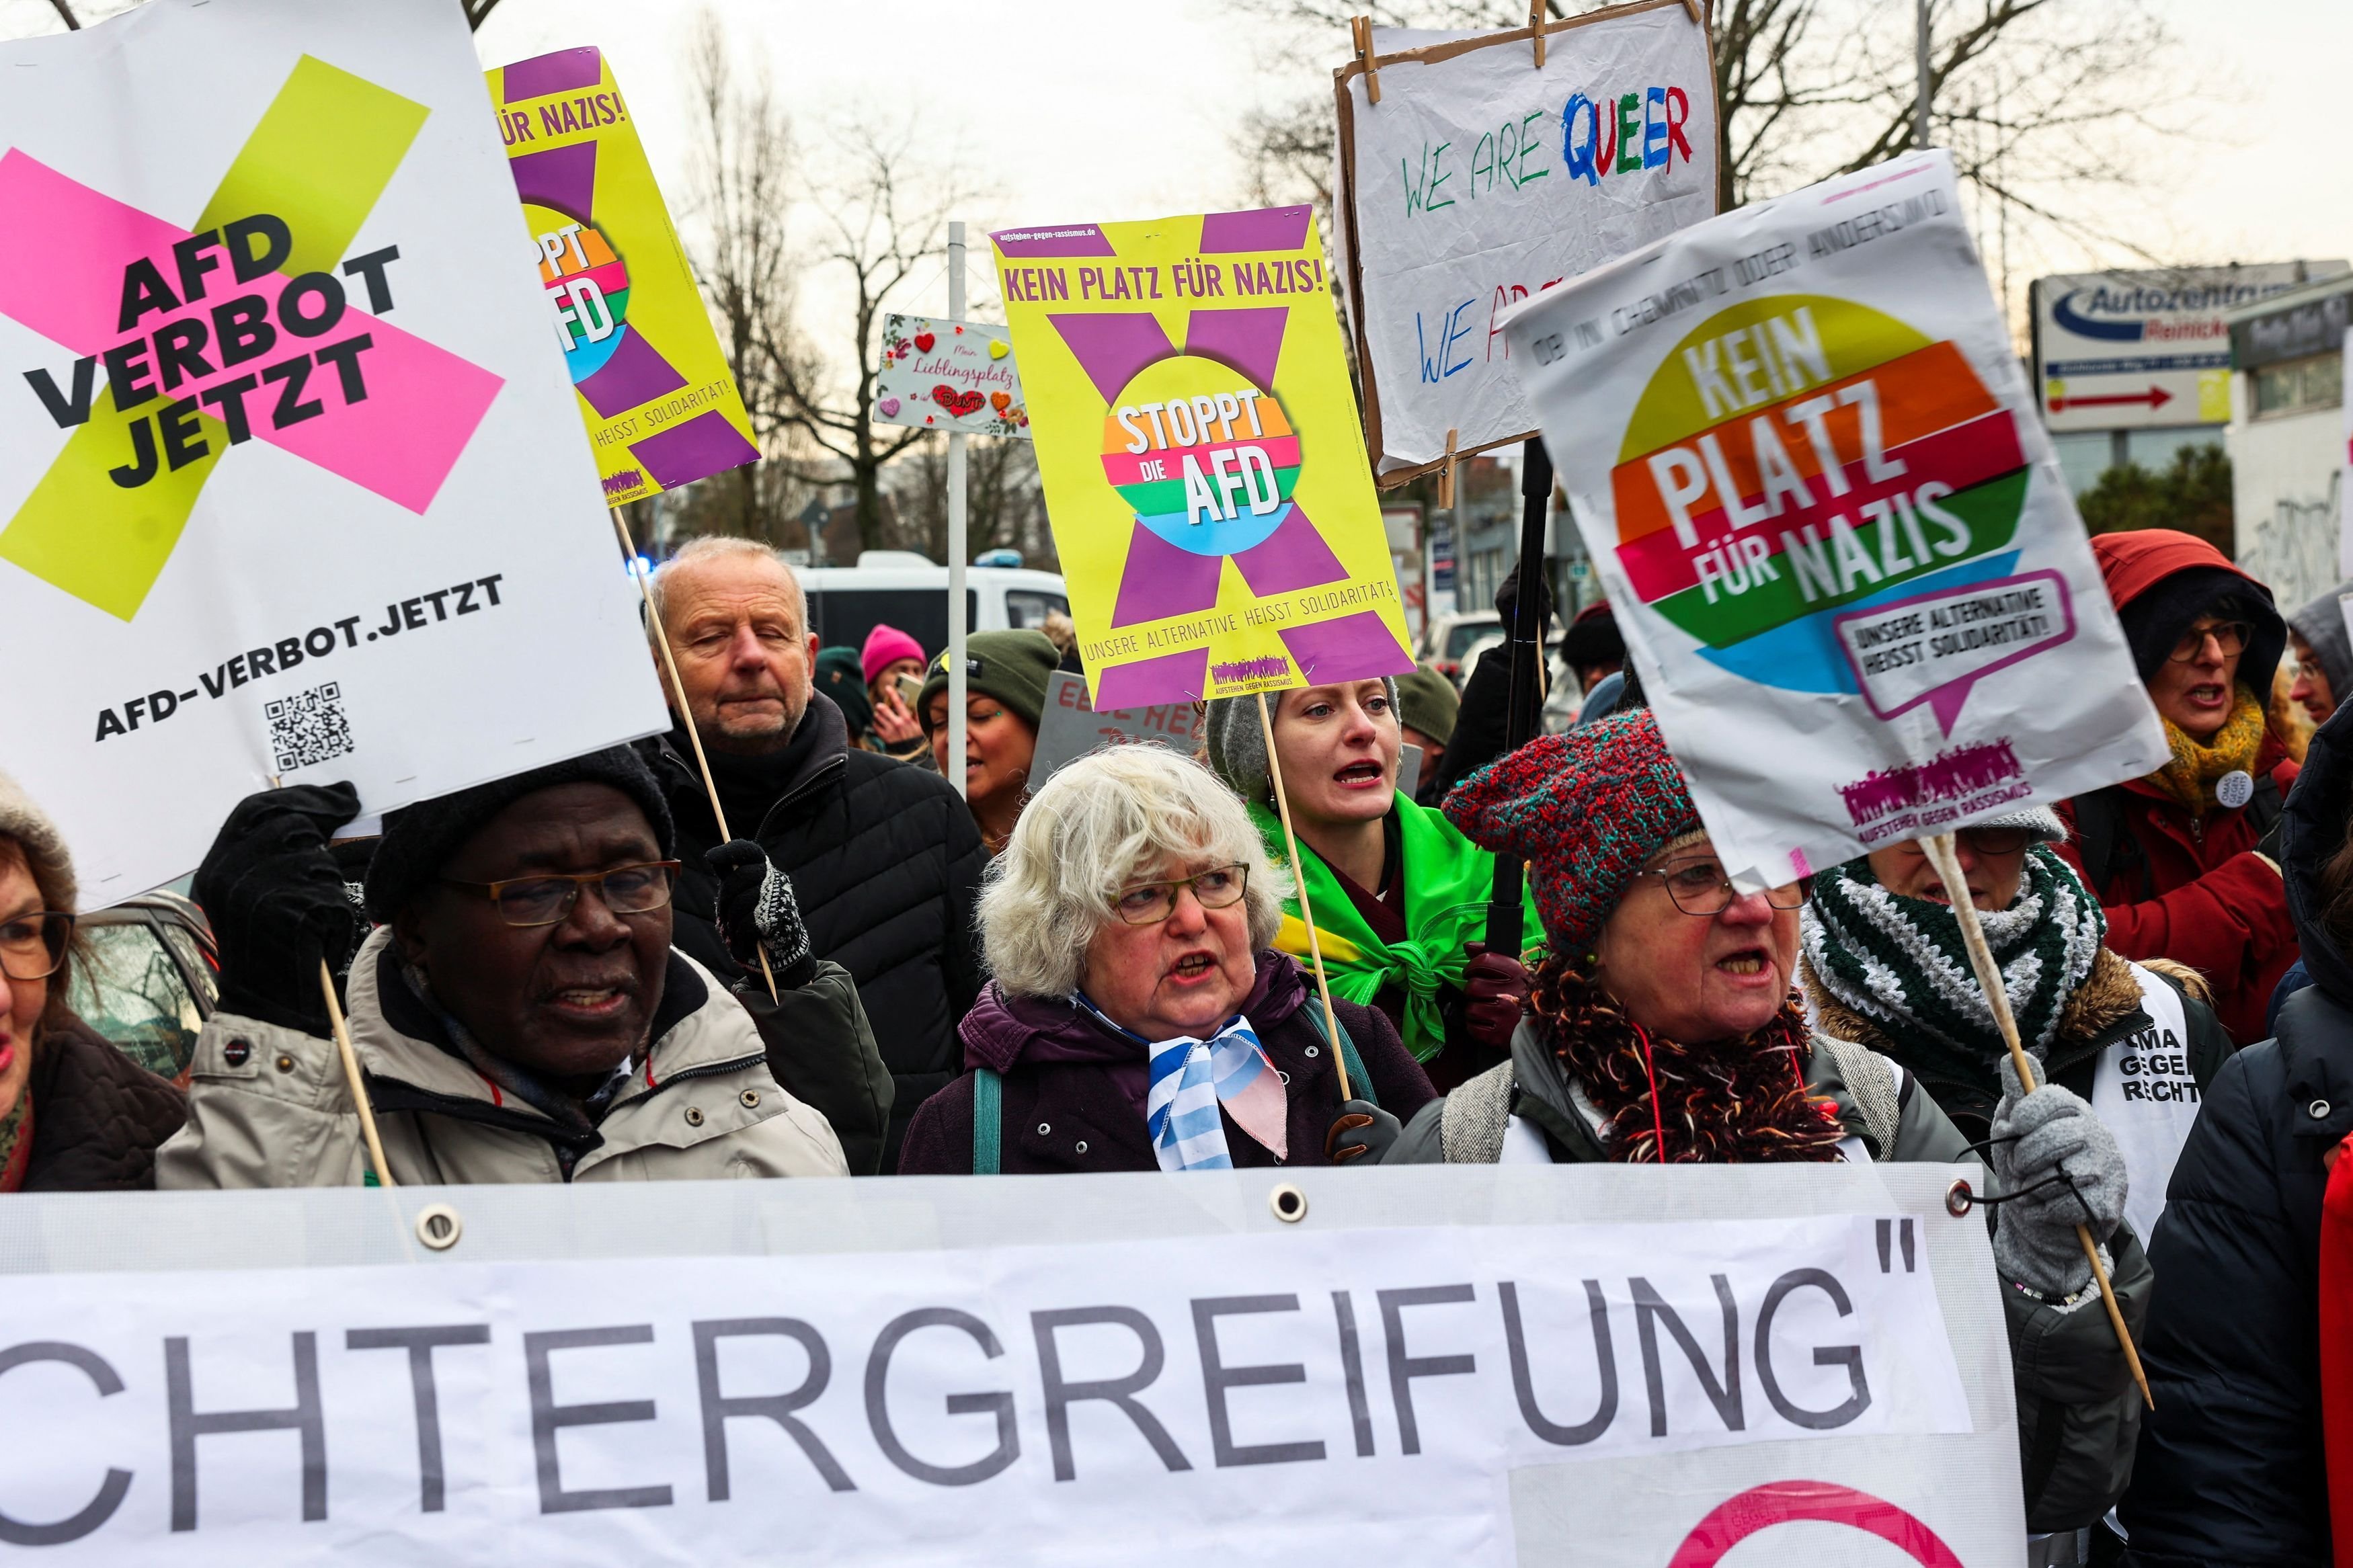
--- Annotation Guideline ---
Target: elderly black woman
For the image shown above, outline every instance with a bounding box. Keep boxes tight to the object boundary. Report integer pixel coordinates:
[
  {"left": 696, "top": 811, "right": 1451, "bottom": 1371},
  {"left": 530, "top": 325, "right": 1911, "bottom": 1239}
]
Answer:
[{"left": 159, "top": 749, "right": 887, "bottom": 1185}]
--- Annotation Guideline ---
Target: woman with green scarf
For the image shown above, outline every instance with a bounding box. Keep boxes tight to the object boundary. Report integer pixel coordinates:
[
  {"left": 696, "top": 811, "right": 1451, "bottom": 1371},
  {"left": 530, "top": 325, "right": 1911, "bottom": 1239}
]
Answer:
[
  {"left": 1800, "top": 806, "right": 2235, "bottom": 1247},
  {"left": 2052, "top": 528, "right": 2300, "bottom": 1045},
  {"left": 1205, "top": 679, "right": 1537, "bottom": 1090}
]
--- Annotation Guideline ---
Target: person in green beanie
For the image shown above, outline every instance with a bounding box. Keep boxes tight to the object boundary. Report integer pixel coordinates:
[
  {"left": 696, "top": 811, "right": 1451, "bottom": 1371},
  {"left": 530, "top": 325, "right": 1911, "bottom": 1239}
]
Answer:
[
  {"left": 1204, "top": 679, "right": 1534, "bottom": 1091},
  {"left": 1393, "top": 667, "right": 1460, "bottom": 808},
  {"left": 920, "top": 629, "right": 1059, "bottom": 856}
]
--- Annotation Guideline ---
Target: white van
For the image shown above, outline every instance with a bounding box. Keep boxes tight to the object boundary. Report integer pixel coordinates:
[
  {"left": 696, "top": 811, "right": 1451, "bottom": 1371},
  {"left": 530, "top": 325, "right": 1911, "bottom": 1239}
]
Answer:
[{"left": 794, "top": 552, "right": 1070, "bottom": 661}]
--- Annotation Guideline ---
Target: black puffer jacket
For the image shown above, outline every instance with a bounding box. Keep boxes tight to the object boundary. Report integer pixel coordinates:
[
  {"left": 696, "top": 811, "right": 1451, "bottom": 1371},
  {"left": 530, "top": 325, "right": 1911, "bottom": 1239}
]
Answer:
[
  {"left": 646, "top": 694, "right": 985, "bottom": 1169},
  {"left": 23, "top": 1013, "right": 186, "bottom": 1191},
  {"left": 2119, "top": 698, "right": 2353, "bottom": 1565}
]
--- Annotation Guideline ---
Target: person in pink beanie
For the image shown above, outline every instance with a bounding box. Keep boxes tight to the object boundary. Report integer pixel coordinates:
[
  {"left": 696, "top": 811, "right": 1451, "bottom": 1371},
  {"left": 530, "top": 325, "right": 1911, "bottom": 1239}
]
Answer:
[{"left": 860, "top": 624, "right": 928, "bottom": 761}]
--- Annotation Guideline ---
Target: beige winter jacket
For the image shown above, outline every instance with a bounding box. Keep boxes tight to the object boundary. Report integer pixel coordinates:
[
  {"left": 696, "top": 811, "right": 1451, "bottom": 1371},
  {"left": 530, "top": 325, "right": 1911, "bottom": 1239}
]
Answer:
[{"left": 156, "top": 928, "right": 850, "bottom": 1186}]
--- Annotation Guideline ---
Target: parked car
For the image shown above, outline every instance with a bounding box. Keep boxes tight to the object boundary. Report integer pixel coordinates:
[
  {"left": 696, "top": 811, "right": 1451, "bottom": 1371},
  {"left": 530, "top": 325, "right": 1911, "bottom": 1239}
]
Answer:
[
  {"left": 1416, "top": 610, "right": 1501, "bottom": 684},
  {"left": 796, "top": 554, "right": 1070, "bottom": 661},
  {"left": 65, "top": 891, "right": 218, "bottom": 1083}
]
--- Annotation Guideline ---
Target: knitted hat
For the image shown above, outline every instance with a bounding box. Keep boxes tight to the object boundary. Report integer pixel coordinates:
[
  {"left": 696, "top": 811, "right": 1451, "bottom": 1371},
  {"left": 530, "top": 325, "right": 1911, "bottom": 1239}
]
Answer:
[
  {"left": 1393, "top": 668, "right": 1460, "bottom": 745},
  {"left": 1561, "top": 601, "right": 1623, "bottom": 673},
  {"left": 0, "top": 769, "right": 74, "bottom": 913},
  {"left": 2093, "top": 529, "right": 2284, "bottom": 693},
  {"left": 1974, "top": 804, "right": 2067, "bottom": 844},
  {"left": 861, "top": 623, "right": 926, "bottom": 687},
  {"left": 917, "top": 629, "right": 1060, "bottom": 735},
  {"left": 815, "top": 645, "right": 872, "bottom": 735},
  {"left": 1204, "top": 679, "right": 1400, "bottom": 807},
  {"left": 365, "top": 747, "right": 674, "bottom": 922},
  {"left": 2288, "top": 581, "right": 2353, "bottom": 702},
  {"left": 1442, "top": 710, "right": 1701, "bottom": 953}
]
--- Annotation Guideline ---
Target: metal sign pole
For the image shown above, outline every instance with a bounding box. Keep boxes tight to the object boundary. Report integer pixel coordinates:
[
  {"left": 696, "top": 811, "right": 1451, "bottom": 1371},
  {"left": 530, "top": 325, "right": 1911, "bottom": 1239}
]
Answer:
[{"left": 947, "top": 220, "right": 969, "bottom": 798}]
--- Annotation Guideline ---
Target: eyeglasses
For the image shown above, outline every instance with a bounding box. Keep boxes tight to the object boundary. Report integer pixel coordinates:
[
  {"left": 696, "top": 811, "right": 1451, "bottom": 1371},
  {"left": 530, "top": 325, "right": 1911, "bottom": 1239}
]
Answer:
[
  {"left": 1641, "top": 856, "right": 1805, "bottom": 917},
  {"left": 0, "top": 911, "right": 73, "bottom": 981},
  {"left": 2167, "top": 620, "right": 2251, "bottom": 663},
  {"left": 439, "top": 862, "right": 681, "bottom": 928},
  {"left": 1112, "top": 864, "right": 1249, "bottom": 925},
  {"left": 1890, "top": 825, "right": 2032, "bottom": 858}
]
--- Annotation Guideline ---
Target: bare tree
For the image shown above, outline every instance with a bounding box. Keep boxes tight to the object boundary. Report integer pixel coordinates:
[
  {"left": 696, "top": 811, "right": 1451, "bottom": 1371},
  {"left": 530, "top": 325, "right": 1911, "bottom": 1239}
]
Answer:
[
  {"left": 1236, "top": 0, "right": 2186, "bottom": 261},
  {"left": 887, "top": 437, "right": 1060, "bottom": 571},
  {"left": 679, "top": 13, "right": 815, "bottom": 544},
  {"left": 17, "top": 0, "right": 504, "bottom": 29},
  {"left": 770, "top": 122, "right": 974, "bottom": 556}
]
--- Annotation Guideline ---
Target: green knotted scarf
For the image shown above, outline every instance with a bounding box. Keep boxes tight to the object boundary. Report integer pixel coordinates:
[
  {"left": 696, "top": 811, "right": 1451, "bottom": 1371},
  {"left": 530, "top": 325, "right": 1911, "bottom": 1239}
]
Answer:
[
  {"left": 1800, "top": 845, "right": 2105, "bottom": 1098},
  {"left": 1249, "top": 792, "right": 1540, "bottom": 1061}
]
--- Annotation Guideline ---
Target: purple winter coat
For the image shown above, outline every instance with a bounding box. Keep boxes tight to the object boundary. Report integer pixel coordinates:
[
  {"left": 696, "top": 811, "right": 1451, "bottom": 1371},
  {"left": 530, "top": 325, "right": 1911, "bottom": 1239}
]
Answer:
[{"left": 896, "top": 952, "right": 1436, "bottom": 1175}]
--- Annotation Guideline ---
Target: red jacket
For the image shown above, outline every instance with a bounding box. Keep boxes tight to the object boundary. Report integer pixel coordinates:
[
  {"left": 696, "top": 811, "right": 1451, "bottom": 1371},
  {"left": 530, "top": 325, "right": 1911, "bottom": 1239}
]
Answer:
[{"left": 2055, "top": 530, "right": 2299, "bottom": 1045}]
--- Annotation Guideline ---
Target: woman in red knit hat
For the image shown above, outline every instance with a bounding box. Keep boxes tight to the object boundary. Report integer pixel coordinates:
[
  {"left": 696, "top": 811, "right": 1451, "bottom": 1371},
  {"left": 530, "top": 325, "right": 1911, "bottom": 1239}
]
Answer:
[
  {"left": 2054, "top": 528, "right": 2299, "bottom": 1045},
  {"left": 1383, "top": 710, "right": 2151, "bottom": 1551}
]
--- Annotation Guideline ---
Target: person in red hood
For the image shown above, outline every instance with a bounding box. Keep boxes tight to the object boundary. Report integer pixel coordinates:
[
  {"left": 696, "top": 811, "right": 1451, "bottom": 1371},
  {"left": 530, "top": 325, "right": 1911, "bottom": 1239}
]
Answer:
[{"left": 2055, "top": 528, "right": 2300, "bottom": 1044}]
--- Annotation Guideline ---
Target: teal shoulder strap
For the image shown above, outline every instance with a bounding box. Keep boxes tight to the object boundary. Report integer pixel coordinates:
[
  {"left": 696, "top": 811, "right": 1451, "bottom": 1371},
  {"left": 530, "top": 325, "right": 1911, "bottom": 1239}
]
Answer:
[
  {"left": 972, "top": 1068, "right": 1002, "bottom": 1175},
  {"left": 1308, "top": 1003, "right": 1378, "bottom": 1110}
]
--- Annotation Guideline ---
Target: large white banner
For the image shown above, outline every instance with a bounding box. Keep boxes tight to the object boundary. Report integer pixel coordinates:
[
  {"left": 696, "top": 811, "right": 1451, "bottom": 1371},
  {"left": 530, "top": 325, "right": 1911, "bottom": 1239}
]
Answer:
[
  {"left": 0, "top": 1166, "right": 2025, "bottom": 1563},
  {"left": 0, "top": 0, "right": 670, "bottom": 905},
  {"left": 1333, "top": 0, "right": 1716, "bottom": 484},
  {"left": 1502, "top": 151, "right": 2169, "bottom": 887}
]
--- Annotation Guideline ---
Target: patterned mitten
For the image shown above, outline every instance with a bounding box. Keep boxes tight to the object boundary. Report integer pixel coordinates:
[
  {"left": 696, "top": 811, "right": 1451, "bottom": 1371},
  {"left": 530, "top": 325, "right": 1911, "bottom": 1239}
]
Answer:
[
  {"left": 1989, "top": 1050, "right": 2128, "bottom": 1297},
  {"left": 709, "top": 840, "right": 816, "bottom": 988}
]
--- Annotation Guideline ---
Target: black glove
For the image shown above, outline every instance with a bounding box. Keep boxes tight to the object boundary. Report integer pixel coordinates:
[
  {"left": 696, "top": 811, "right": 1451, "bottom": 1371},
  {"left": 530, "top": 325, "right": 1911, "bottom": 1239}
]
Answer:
[
  {"left": 1325, "top": 1100, "right": 1402, "bottom": 1164},
  {"left": 193, "top": 782, "right": 364, "bottom": 1036},
  {"left": 709, "top": 839, "right": 816, "bottom": 987}
]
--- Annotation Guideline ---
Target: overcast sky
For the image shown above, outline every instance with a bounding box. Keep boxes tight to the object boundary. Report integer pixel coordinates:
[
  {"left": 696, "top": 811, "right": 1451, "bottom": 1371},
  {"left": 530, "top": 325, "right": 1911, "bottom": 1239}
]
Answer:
[{"left": 6, "top": 0, "right": 2346, "bottom": 317}]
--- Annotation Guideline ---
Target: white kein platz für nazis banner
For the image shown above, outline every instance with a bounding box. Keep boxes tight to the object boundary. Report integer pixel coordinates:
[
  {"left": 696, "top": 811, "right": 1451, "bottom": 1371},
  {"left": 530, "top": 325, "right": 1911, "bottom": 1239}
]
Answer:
[
  {"left": 0, "top": 0, "right": 669, "bottom": 904},
  {"left": 0, "top": 1166, "right": 2024, "bottom": 1563},
  {"left": 1501, "top": 151, "right": 2169, "bottom": 885},
  {"left": 1332, "top": 0, "right": 1717, "bottom": 484}
]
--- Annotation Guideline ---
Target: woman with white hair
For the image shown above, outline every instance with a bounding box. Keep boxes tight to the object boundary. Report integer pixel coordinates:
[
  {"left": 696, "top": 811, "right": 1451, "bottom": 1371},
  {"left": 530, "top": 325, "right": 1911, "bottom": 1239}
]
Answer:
[{"left": 897, "top": 745, "right": 1436, "bottom": 1174}]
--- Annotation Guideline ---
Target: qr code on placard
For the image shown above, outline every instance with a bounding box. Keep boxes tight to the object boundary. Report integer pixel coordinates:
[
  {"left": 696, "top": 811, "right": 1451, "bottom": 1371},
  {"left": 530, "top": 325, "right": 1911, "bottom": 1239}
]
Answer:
[{"left": 266, "top": 682, "right": 355, "bottom": 772}]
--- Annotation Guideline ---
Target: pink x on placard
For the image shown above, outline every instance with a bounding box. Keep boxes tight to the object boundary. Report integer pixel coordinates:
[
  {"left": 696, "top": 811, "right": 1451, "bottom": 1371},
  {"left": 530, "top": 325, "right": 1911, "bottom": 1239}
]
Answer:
[{"left": 0, "top": 150, "right": 501, "bottom": 514}]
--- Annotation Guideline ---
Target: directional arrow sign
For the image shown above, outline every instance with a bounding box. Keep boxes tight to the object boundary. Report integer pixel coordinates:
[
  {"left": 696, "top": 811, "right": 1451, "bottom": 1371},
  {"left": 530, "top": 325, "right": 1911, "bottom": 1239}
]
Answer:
[{"left": 2046, "top": 384, "right": 2173, "bottom": 414}]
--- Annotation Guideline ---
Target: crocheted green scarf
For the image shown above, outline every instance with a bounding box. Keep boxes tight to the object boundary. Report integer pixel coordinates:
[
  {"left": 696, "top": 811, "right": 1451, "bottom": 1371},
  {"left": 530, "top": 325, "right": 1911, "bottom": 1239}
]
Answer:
[{"left": 1800, "top": 846, "right": 2104, "bottom": 1098}]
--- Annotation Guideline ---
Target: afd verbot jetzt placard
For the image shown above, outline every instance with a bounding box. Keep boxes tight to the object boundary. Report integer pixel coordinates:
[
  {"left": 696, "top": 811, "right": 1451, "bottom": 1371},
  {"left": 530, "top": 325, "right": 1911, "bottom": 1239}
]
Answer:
[{"left": 0, "top": 0, "right": 670, "bottom": 903}]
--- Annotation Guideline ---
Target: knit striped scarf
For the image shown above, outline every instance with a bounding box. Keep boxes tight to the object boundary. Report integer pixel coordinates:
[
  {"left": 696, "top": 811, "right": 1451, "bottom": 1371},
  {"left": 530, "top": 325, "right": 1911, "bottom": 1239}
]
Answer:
[{"left": 1800, "top": 847, "right": 2104, "bottom": 1087}]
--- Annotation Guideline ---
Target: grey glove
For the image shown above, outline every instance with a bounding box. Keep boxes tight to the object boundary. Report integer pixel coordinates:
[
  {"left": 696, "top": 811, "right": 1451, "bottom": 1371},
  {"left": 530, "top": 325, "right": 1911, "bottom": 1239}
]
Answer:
[
  {"left": 709, "top": 840, "right": 816, "bottom": 988},
  {"left": 1989, "top": 1051, "right": 2128, "bottom": 1297},
  {"left": 1325, "top": 1100, "right": 1401, "bottom": 1164}
]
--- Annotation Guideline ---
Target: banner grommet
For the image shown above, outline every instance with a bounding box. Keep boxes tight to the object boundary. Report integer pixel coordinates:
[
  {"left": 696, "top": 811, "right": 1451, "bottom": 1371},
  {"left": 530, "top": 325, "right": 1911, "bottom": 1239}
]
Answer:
[{"left": 414, "top": 1204, "right": 465, "bottom": 1251}]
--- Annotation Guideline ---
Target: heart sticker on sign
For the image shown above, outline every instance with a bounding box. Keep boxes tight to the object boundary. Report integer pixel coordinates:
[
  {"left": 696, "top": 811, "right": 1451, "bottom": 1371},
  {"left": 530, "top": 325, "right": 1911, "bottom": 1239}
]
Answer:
[{"left": 874, "top": 313, "right": 1029, "bottom": 438}]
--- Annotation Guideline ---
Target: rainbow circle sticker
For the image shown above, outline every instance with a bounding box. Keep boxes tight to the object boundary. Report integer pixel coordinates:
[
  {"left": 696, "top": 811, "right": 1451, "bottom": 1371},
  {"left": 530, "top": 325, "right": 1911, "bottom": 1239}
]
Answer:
[
  {"left": 524, "top": 201, "right": 632, "bottom": 384},
  {"left": 1100, "top": 356, "right": 1300, "bottom": 558},
  {"left": 1607, "top": 293, "right": 2028, "bottom": 696}
]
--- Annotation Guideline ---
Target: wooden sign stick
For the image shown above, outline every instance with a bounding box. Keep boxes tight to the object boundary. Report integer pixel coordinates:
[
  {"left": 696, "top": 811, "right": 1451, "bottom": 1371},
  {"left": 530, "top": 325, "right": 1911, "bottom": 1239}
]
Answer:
[
  {"left": 612, "top": 507, "right": 780, "bottom": 1003},
  {"left": 1257, "top": 691, "right": 1355, "bottom": 1102},
  {"left": 1918, "top": 831, "right": 2154, "bottom": 1409},
  {"left": 321, "top": 958, "right": 394, "bottom": 1188}
]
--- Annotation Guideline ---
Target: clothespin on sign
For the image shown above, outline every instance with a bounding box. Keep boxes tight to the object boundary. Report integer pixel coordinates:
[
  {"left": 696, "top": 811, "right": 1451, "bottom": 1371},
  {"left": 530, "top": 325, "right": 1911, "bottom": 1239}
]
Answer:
[
  {"left": 1680, "top": 0, "right": 1703, "bottom": 26},
  {"left": 1530, "top": 0, "right": 1546, "bottom": 67},
  {"left": 1352, "top": 15, "right": 1382, "bottom": 105},
  {"left": 1438, "top": 428, "right": 1459, "bottom": 509}
]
